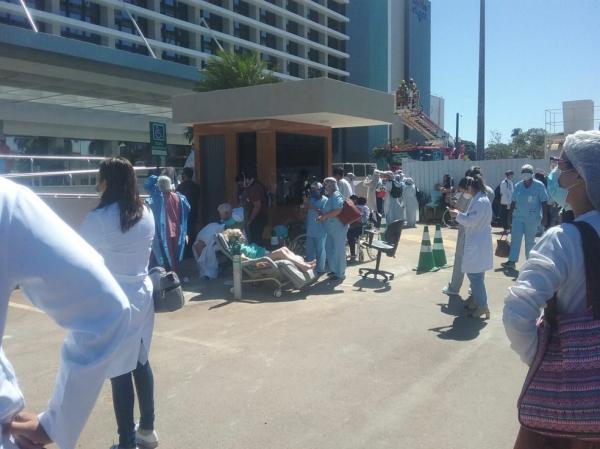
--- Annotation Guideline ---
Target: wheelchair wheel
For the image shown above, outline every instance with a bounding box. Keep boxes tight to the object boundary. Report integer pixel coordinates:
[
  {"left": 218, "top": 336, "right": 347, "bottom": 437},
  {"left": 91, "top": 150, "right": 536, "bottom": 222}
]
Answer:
[
  {"left": 441, "top": 209, "right": 457, "bottom": 228},
  {"left": 291, "top": 234, "right": 307, "bottom": 257}
]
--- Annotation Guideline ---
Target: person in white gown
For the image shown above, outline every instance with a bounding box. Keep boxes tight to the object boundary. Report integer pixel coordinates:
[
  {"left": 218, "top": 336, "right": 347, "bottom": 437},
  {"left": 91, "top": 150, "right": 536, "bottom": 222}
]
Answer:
[
  {"left": 503, "top": 131, "right": 600, "bottom": 447},
  {"left": 0, "top": 178, "right": 130, "bottom": 449},
  {"left": 80, "top": 157, "right": 157, "bottom": 449}
]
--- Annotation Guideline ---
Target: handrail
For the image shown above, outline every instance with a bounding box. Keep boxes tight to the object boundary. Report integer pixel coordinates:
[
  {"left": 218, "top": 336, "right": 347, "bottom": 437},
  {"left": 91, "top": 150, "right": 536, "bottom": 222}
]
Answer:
[
  {"left": 0, "top": 154, "right": 106, "bottom": 161},
  {"left": 1, "top": 166, "right": 157, "bottom": 178}
]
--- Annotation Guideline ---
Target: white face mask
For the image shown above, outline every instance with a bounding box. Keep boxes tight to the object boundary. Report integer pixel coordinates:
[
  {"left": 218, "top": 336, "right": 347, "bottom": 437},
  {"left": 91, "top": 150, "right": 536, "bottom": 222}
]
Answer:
[
  {"left": 522, "top": 172, "right": 533, "bottom": 181},
  {"left": 462, "top": 192, "right": 473, "bottom": 200}
]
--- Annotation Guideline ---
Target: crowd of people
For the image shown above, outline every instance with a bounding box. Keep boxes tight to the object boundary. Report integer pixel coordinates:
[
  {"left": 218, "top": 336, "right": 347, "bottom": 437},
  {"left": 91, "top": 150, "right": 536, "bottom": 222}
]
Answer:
[{"left": 0, "top": 130, "right": 599, "bottom": 449}]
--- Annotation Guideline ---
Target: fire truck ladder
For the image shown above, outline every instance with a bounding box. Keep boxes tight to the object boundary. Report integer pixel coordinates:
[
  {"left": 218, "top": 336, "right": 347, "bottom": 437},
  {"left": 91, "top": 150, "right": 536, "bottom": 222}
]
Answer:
[{"left": 395, "top": 107, "right": 451, "bottom": 144}]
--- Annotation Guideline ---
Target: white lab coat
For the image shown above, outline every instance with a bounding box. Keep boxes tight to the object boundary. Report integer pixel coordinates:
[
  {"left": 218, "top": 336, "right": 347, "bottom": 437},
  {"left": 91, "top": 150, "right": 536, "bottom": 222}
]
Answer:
[
  {"left": 383, "top": 177, "right": 406, "bottom": 224},
  {"left": 499, "top": 178, "right": 514, "bottom": 206},
  {"left": 403, "top": 181, "right": 419, "bottom": 227},
  {"left": 194, "top": 222, "right": 225, "bottom": 279},
  {"left": 0, "top": 179, "right": 130, "bottom": 449},
  {"left": 80, "top": 203, "right": 155, "bottom": 378},
  {"left": 455, "top": 192, "right": 493, "bottom": 274},
  {"left": 503, "top": 210, "right": 600, "bottom": 365}
]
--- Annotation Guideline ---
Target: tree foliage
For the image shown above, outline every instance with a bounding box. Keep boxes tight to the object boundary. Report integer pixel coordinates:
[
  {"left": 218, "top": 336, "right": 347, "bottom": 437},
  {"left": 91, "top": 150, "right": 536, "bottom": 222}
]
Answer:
[
  {"left": 194, "top": 50, "right": 280, "bottom": 92},
  {"left": 484, "top": 128, "right": 546, "bottom": 160}
]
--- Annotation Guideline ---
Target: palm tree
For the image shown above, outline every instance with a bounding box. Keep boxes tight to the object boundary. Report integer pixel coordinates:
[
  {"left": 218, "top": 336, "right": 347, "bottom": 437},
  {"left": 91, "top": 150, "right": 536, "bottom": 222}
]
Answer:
[{"left": 194, "top": 50, "right": 280, "bottom": 92}]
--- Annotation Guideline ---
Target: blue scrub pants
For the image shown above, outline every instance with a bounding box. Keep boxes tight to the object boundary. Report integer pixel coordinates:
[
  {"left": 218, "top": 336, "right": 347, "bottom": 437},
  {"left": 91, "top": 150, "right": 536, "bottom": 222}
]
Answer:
[
  {"left": 306, "top": 235, "right": 327, "bottom": 273},
  {"left": 325, "top": 220, "right": 348, "bottom": 279},
  {"left": 509, "top": 218, "right": 538, "bottom": 263},
  {"left": 466, "top": 272, "right": 488, "bottom": 308}
]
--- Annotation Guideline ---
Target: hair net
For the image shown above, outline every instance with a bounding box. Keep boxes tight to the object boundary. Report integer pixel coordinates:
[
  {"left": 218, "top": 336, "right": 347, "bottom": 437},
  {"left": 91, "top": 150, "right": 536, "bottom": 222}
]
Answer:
[
  {"left": 521, "top": 164, "right": 534, "bottom": 173},
  {"left": 564, "top": 130, "right": 600, "bottom": 210},
  {"left": 311, "top": 181, "right": 323, "bottom": 190},
  {"left": 323, "top": 177, "right": 339, "bottom": 191},
  {"left": 217, "top": 203, "right": 232, "bottom": 214},
  {"left": 157, "top": 175, "right": 173, "bottom": 192}
]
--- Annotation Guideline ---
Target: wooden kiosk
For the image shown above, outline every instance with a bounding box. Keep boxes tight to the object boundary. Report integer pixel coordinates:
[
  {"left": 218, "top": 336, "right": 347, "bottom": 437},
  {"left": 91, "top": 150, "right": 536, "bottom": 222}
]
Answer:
[{"left": 172, "top": 78, "right": 394, "bottom": 232}]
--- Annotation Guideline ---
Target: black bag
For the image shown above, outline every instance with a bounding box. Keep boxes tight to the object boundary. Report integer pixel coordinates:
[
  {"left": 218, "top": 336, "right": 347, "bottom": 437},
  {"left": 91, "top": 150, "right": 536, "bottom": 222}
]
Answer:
[
  {"left": 149, "top": 267, "right": 184, "bottom": 313},
  {"left": 390, "top": 179, "right": 403, "bottom": 199}
]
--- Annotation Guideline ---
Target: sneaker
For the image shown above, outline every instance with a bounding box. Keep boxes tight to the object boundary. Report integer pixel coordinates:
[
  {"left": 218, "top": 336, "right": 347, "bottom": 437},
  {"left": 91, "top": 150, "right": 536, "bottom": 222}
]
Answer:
[
  {"left": 135, "top": 426, "right": 159, "bottom": 449},
  {"left": 501, "top": 261, "right": 516, "bottom": 270},
  {"left": 442, "top": 286, "right": 459, "bottom": 296}
]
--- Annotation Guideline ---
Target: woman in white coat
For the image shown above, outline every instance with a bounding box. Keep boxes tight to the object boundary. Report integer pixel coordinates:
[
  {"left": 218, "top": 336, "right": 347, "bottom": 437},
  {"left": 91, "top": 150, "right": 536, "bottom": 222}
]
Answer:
[
  {"left": 449, "top": 174, "right": 493, "bottom": 319},
  {"left": 403, "top": 177, "right": 419, "bottom": 227},
  {"left": 0, "top": 178, "right": 131, "bottom": 449},
  {"left": 81, "top": 158, "right": 158, "bottom": 449}
]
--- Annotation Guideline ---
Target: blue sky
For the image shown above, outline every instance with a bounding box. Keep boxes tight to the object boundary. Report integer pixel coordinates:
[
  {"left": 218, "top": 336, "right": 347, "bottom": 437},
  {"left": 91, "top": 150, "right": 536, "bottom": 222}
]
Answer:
[{"left": 430, "top": 0, "right": 600, "bottom": 144}]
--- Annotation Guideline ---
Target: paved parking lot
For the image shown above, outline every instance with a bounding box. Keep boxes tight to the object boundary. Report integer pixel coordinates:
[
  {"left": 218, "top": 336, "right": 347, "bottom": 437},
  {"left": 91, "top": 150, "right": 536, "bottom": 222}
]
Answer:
[{"left": 7, "top": 226, "right": 527, "bottom": 449}]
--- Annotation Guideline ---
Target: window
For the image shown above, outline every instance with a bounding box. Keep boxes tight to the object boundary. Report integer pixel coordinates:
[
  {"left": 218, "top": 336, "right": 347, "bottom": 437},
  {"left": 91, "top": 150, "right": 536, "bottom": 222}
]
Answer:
[
  {"left": 327, "top": 0, "right": 346, "bottom": 15},
  {"left": 207, "top": 0, "right": 223, "bottom": 6},
  {"left": 161, "top": 23, "right": 190, "bottom": 63},
  {"left": 233, "top": 0, "right": 250, "bottom": 17},
  {"left": 234, "top": 44, "right": 251, "bottom": 55},
  {"left": 160, "top": 0, "right": 187, "bottom": 20},
  {"left": 307, "top": 28, "right": 321, "bottom": 44},
  {"left": 287, "top": 61, "right": 300, "bottom": 77},
  {"left": 60, "top": 0, "right": 100, "bottom": 43},
  {"left": 260, "top": 31, "right": 277, "bottom": 49},
  {"left": 307, "top": 8, "right": 319, "bottom": 24},
  {"left": 328, "top": 36, "right": 345, "bottom": 52},
  {"left": 261, "top": 53, "right": 278, "bottom": 70},
  {"left": 201, "top": 34, "right": 219, "bottom": 55},
  {"left": 327, "top": 17, "right": 345, "bottom": 33},
  {"left": 0, "top": 0, "right": 46, "bottom": 31},
  {"left": 307, "top": 48, "right": 320, "bottom": 63},
  {"left": 259, "top": 8, "right": 276, "bottom": 26},
  {"left": 286, "top": 0, "right": 299, "bottom": 14},
  {"left": 114, "top": 10, "right": 149, "bottom": 55},
  {"left": 328, "top": 74, "right": 346, "bottom": 82},
  {"left": 286, "top": 41, "right": 299, "bottom": 56},
  {"left": 201, "top": 9, "right": 224, "bottom": 32},
  {"left": 286, "top": 20, "right": 300, "bottom": 36},
  {"left": 233, "top": 21, "right": 250, "bottom": 41},
  {"left": 328, "top": 55, "right": 346, "bottom": 71},
  {"left": 162, "top": 51, "right": 190, "bottom": 65},
  {"left": 307, "top": 67, "right": 322, "bottom": 78}
]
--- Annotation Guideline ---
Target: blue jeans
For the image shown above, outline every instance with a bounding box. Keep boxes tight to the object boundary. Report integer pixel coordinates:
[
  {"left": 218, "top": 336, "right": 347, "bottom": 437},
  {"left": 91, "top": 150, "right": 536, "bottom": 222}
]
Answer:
[
  {"left": 467, "top": 272, "right": 488, "bottom": 308},
  {"left": 509, "top": 218, "right": 538, "bottom": 263},
  {"left": 111, "top": 361, "right": 155, "bottom": 448},
  {"left": 306, "top": 235, "right": 326, "bottom": 273}
]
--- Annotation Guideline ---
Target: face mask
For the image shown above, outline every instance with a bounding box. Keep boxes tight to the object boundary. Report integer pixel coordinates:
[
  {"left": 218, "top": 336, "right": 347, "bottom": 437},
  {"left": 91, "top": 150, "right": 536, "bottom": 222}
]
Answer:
[
  {"left": 462, "top": 192, "right": 473, "bottom": 200},
  {"left": 547, "top": 167, "right": 569, "bottom": 209},
  {"left": 522, "top": 172, "right": 533, "bottom": 181},
  {"left": 558, "top": 168, "right": 584, "bottom": 191},
  {"left": 320, "top": 187, "right": 326, "bottom": 195}
]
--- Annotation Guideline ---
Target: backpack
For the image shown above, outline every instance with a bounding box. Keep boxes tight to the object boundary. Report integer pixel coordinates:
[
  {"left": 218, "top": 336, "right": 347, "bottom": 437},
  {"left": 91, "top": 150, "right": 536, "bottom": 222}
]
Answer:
[
  {"left": 494, "top": 183, "right": 501, "bottom": 200},
  {"left": 390, "top": 179, "right": 403, "bottom": 199}
]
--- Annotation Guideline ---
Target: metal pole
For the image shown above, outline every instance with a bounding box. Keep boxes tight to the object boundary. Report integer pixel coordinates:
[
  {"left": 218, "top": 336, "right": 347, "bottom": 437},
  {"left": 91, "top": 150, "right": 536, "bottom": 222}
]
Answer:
[
  {"left": 476, "top": 0, "right": 486, "bottom": 160},
  {"left": 122, "top": 2, "right": 157, "bottom": 59},
  {"left": 18, "top": 0, "right": 38, "bottom": 32},
  {"left": 455, "top": 112, "right": 460, "bottom": 145},
  {"left": 200, "top": 17, "right": 225, "bottom": 52}
]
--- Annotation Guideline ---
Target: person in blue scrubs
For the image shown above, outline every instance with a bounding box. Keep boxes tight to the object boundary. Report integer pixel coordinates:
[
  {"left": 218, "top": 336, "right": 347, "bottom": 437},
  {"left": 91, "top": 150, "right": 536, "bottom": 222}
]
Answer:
[
  {"left": 304, "top": 182, "right": 328, "bottom": 274},
  {"left": 318, "top": 177, "right": 348, "bottom": 280},
  {"left": 502, "top": 164, "right": 548, "bottom": 270}
]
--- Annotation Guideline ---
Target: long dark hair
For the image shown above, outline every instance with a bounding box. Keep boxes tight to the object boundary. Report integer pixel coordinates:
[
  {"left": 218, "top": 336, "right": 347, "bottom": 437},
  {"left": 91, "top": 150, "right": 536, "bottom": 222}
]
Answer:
[
  {"left": 96, "top": 157, "right": 144, "bottom": 232},
  {"left": 458, "top": 174, "right": 487, "bottom": 194}
]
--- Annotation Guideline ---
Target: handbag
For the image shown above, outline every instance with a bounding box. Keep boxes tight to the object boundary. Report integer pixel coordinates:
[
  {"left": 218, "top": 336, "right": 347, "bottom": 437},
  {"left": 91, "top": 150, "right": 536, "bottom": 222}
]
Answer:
[
  {"left": 495, "top": 232, "right": 510, "bottom": 258},
  {"left": 518, "top": 221, "right": 600, "bottom": 440},
  {"left": 149, "top": 267, "right": 185, "bottom": 313},
  {"left": 337, "top": 198, "right": 362, "bottom": 226}
]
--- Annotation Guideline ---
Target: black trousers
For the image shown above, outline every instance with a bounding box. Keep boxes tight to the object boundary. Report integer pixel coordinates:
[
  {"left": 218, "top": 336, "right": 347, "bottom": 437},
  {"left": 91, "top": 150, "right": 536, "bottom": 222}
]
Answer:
[{"left": 247, "top": 214, "right": 268, "bottom": 245}]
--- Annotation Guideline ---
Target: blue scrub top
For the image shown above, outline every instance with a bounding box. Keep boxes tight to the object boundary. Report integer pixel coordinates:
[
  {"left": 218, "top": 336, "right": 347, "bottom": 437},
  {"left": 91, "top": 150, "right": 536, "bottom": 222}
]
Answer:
[
  {"left": 306, "top": 196, "right": 328, "bottom": 238},
  {"left": 512, "top": 179, "right": 549, "bottom": 220},
  {"left": 322, "top": 191, "right": 345, "bottom": 229}
]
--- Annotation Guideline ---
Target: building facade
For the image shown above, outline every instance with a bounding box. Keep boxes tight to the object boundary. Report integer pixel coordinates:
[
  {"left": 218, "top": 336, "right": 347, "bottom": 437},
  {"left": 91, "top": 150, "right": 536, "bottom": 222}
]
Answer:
[
  {"left": 0, "top": 0, "right": 350, "bottom": 80},
  {"left": 339, "top": 0, "right": 431, "bottom": 163}
]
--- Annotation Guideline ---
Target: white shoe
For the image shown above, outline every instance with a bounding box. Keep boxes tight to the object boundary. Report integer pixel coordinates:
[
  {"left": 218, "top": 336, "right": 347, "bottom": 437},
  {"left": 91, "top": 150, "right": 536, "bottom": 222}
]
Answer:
[
  {"left": 136, "top": 426, "right": 159, "bottom": 449},
  {"left": 442, "top": 286, "right": 459, "bottom": 296}
]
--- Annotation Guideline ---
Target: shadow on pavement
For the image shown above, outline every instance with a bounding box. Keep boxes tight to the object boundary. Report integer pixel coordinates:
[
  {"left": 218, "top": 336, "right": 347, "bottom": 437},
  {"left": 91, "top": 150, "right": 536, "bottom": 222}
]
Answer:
[
  {"left": 429, "top": 316, "right": 488, "bottom": 341},
  {"left": 351, "top": 277, "right": 392, "bottom": 294},
  {"left": 494, "top": 267, "right": 519, "bottom": 280},
  {"left": 437, "top": 295, "right": 468, "bottom": 317}
]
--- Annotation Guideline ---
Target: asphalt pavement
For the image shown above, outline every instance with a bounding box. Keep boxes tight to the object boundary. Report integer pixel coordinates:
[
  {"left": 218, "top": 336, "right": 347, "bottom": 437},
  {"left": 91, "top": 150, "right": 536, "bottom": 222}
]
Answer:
[{"left": 6, "top": 225, "right": 528, "bottom": 449}]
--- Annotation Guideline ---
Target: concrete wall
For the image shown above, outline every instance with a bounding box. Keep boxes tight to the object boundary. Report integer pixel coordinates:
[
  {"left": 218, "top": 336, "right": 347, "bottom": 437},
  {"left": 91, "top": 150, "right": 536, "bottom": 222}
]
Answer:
[{"left": 430, "top": 95, "right": 445, "bottom": 129}]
